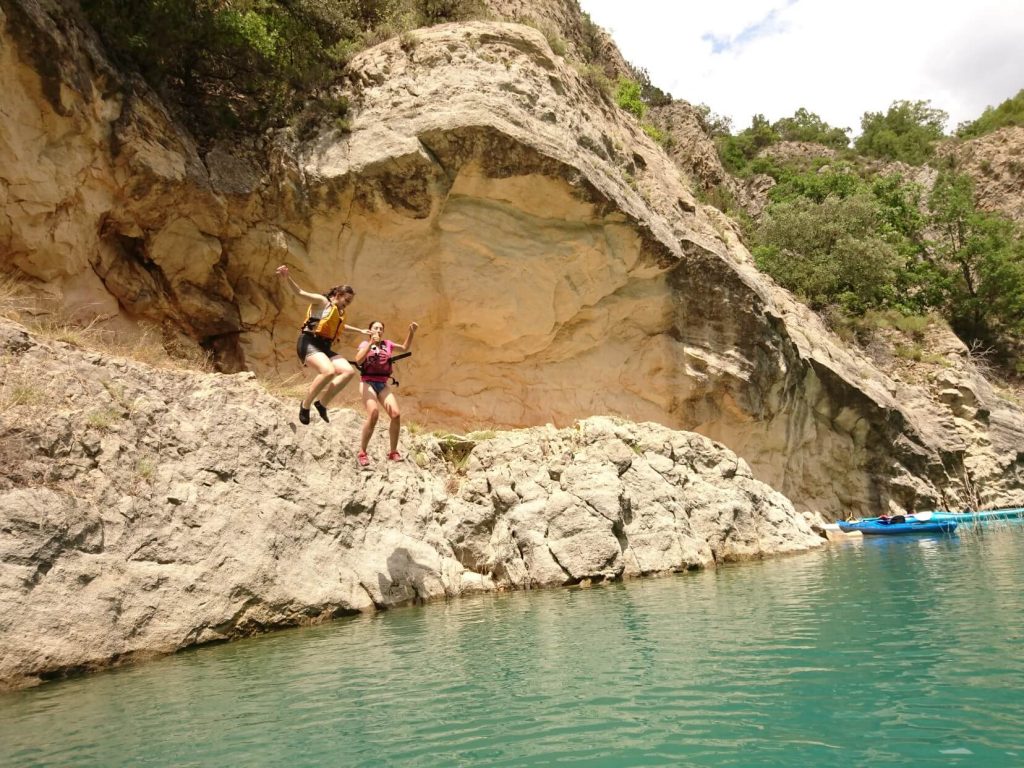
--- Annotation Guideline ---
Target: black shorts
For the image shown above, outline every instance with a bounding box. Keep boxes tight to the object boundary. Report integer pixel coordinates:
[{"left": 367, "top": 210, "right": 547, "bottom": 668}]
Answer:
[{"left": 296, "top": 332, "right": 336, "bottom": 363}]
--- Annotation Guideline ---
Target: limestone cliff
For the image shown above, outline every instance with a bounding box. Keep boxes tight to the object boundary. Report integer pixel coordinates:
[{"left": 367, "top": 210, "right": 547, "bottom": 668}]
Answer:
[
  {"left": 0, "top": 317, "right": 822, "bottom": 689},
  {"left": 2, "top": 0, "right": 1023, "bottom": 520},
  {"left": 646, "top": 100, "right": 777, "bottom": 217},
  {"left": 942, "top": 126, "right": 1024, "bottom": 223}
]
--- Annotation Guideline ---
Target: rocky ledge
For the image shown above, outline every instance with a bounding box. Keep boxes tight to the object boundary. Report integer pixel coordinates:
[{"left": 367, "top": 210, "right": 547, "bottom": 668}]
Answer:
[{"left": 0, "top": 318, "right": 822, "bottom": 689}]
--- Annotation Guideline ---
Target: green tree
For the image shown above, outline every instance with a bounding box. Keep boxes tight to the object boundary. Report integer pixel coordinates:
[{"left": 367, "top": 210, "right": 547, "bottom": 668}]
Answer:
[
  {"left": 752, "top": 192, "right": 902, "bottom": 313},
  {"left": 854, "top": 100, "right": 948, "bottom": 165},
  {"left": 772, "top": 107, "right": 850, "bottom": 149},
  {"left": 927, "top": 171, "right": 1024, "bottom": 342},
  {"left": 956, "top": 88, "right": 1024, "bottom": 138},
  {"left": 715, "top": 108, "right": 849, "bottom": 175},
  {"left": 80, "top": 0, "right": 484, "bottom": 144},
  {"left": 745, "top": 114, "right": 778, "bottom": 152},
  {"left": 767, "top": 161, "right": 865, "bottom": 204},
  {"left": 716, "top": 113, "right": 780, "bottom": 174},
  {"left": 81, "top": 0, "right": 334, "bottom": 137},
  {"left": 747, "top": 153, "right": 1024, "bottom": 372},
  {"left": 870, "top": 173, "right": 926, "bottom": 247}
]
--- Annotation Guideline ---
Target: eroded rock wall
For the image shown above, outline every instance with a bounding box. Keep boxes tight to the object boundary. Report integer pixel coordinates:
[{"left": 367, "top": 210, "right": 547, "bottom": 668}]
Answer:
[
  {"left": 944, "top": 125, "right": 1024, "bottom": 222},
  {"left": 0, "top": 0, "right": 243, "bottom": 360},
  {"left": 483, "top": 0, "right": 631, "bottom": 77},
  {"left": 2, "top": 0, "right": 1023, "bottom": 519}
]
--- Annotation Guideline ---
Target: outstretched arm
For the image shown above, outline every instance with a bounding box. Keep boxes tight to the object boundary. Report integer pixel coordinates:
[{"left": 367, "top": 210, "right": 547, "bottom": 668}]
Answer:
[
  {"left": 392, "top": 322, "right": 419, "bottom": 352},
  {"left": 276, "top": 264, "right": 327, "bottom": 303},
  {"left": 344, "top": 324, "right": 371, "bottom": 336}
]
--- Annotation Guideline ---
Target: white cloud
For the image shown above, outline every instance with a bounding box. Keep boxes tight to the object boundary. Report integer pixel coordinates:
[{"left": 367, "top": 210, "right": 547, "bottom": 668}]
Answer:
[{"left": 578, "top": 0, "right": 1024, "bottom": 135}]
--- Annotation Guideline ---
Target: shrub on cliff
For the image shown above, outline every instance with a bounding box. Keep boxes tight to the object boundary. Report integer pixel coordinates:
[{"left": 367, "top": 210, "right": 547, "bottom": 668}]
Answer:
[
  {"left": 80, "top": 0, "right": 485, "bottom": 145},
  {"left": 956, "top": 89, "right": 1024, "bottom": 139},
  {"left": 694, "top": 104, "right": 732, "bottom": 138},
  {"left": 752, "top": 191, "right": 904, "bottom": 314},
  {"left": 82, "top": 0, "right": 332, "bottom": 139},
  {"left": 716, "top": 109, "right": 847, "bottom": 174},
  {"left": 772, "top": 107, "right": 850, "bottom": 149},
  {"left": 628, "top": 65, "right": 672, "bottom": 107},
  {"left": 614, "top": 77, "right": 646, "bottom": 119},
  {"left": 717, "top": 114, "right": 779, "bottom": 174},
  {"left": 854, "top": 99, "right": 947, "bottom": 165},
  {"left": 764, "top": 160, "right": 864, "bottom": 205},
  {"left": 578, "top": 11, "right": 605, "bottom": 66},
  {"left": 926, "top": 171, "right": 1024, "bottom": 347}
]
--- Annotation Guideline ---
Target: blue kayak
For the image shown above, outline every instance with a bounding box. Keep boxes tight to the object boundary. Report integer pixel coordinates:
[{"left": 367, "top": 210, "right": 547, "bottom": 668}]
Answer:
[
  {"left": 928, "top": 507, "right": 1024, "bottom": 523},
  {"left": 837, "top": 518, "right": 958, "bottom": 535}
]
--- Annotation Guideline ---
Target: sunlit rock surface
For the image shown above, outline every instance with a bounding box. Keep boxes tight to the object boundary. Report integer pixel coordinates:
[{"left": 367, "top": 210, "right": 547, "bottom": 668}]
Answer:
[
  {"left": 0, "top": 318, "right": 822, "bottom": 689},
  {"left": 2, "top": 1, "right": 1023, "bottom": 520}
]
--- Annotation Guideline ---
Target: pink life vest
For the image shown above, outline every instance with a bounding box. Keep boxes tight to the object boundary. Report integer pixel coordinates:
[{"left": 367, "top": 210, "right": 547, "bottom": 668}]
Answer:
[{"left": 358, "top": 339, "right": 395, "bottom": 382}]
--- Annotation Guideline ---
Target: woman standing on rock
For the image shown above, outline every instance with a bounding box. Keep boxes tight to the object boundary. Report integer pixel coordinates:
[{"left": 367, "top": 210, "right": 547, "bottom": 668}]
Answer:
[
  {"left": 355, "top": 319, "right": 418, "bottom": 466},
  {"left": 276, "top": 264, "right": 368, "bottom": 425}
]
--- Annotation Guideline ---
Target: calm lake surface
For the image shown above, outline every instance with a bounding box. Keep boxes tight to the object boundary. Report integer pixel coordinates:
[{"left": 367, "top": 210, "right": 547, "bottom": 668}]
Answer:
[{"left": 2, "top": 525, "right": 1023, "bottom": 767}]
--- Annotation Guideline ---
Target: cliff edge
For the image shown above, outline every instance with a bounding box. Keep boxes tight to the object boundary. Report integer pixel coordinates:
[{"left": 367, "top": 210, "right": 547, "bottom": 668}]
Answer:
[{"left": 0, "top": 317, "right": 821, "bottom": 689}]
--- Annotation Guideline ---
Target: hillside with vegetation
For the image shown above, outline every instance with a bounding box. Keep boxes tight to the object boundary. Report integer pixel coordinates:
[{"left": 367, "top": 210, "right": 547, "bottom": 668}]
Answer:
[
  {"left": 76, "top": 0, "right": 660, "bottom": 147},
  {"left": 680, "top": 96, "right": 1024, "bottom": 384},
  {"left": 957, "top": 89, "right": 1024, "bottom": 139},
  {"left": 78, "top": 0, "right": 492, "bottom": 144}
]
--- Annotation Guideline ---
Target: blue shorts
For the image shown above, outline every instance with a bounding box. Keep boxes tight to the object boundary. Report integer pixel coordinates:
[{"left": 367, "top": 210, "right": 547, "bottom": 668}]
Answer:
[{"left": 365, "top": 380, "right": 388, "bottom": 395}]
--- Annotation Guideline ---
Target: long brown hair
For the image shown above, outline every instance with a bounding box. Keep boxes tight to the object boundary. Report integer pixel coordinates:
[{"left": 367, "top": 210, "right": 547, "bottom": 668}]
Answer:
[{"left": 326, "top": 284, "right": 355, "bottom": 300}]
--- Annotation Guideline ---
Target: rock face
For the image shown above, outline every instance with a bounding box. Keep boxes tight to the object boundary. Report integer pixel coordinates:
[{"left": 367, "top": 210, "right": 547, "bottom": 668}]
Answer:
[
  {"left": 2, "top": 0, "right": 1024, "bottom": 519},
  {"left": 0, "top": 0, "right": 240, "bottom": 359},
  {"left": 0, "top": 318, "right": 822, "bottom": 689},
  {"left": 484, "top": 0, "right": 630, "bottom": 75},
  {"left": 646, "top": 101, "right": 779, "bottom": 218},
  {"left": 647, "top": 101, "right": 733, "bottom": 193},
  {"left": 944, "top": 126, "right": 1024, "bottom": 222}
]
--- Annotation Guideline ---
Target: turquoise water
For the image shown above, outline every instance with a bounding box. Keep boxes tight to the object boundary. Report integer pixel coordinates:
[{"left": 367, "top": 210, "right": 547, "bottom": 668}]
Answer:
[{"left": 2, "top": 526, "right": 1023, "bottom": 767}]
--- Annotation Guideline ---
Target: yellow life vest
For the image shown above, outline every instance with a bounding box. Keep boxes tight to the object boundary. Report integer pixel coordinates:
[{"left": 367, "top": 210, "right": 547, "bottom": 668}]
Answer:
[{"left": 302, "top": 301, "right": 345, "bottom": 342}]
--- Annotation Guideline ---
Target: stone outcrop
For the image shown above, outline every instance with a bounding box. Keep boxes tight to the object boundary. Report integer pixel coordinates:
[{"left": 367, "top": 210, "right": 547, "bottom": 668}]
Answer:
[
  {"left": 943, "top": 126, "right": 1024, "bottom": 222},
  {"left": 647, "top": 100, "right": 779, "bottom": 218},
  {"left": 0, "top": 318, "right": 822, "bottom": 689},
  {"left": 2, "top": 0, "right": 1023, "bottom": 519},
  {"left": 647, "top": 101, "right": 733, "bottom": 193},
  {"left": 0, "top": 0, "right": 239, "bottom": 360},
  {"left": 484, "top": 0, "right": 631, "bottom": 78}
]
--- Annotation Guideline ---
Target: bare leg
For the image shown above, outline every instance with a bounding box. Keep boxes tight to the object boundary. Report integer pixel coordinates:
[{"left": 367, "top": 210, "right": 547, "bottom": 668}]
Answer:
[
  {"left": 302, "top": 351, "right": 335, "bottom": 409},
  {"left": 319, "top": 358, "right": 357, "bottom": 407},
  {"left": 381, "top": 388, "right": 401, "bottom": 454},
  {"left": 359, "top": 382, "right": 380, "bottom": 454},
  {"left": 388, "top": 415, "right": 401, "bottom": 453}
]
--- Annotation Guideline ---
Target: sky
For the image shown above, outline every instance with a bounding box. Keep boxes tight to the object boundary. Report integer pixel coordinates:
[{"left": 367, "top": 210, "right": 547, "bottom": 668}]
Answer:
[{"left": 577, "top": 0, "right": 1024, "bottom": 136}]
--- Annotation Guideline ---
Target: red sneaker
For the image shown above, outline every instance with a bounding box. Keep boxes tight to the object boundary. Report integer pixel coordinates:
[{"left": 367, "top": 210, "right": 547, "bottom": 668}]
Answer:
[
  {"left": 387, "top": 451, "right": 402, "bottom": 462},
  {"left": 357, "top": 451, "right": 370, "bottom": 467}
]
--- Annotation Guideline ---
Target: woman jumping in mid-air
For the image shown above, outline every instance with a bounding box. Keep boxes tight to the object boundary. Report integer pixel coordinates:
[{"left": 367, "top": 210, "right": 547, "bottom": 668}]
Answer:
[
  {"left": 355, "top": 320, "right": 418, "bottom": 466},
  {"left": 276, "top": 264, "right": 367, "bottom": 425}
]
